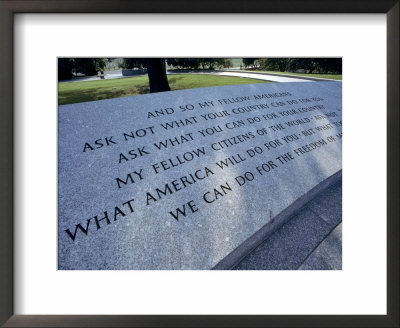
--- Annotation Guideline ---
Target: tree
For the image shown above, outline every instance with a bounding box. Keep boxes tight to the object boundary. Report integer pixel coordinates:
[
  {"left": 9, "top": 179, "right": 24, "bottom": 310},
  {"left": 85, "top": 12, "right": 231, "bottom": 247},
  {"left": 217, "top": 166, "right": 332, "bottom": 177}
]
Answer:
[
  {"left": 119, "top": 58, "right": 146, "bottom": 69},
  {"left": 58, "top": 58, "right": 75, "bottom": 80},
  {"left": 146, "top": 58, "right": 170, "bottom": 93},
  {"left": 74, "top": 58, "right": 107, "bottom": 76},
  {"left": 58, "top": 58, "right": 107, "bottom": 80},
  {"left": 216, "top": 58, "right": 233, "bottom": 68},
  {"left": 199, "top": 59, "right": 208, "bottom": 70},
  {"left": 166, "top": 58, "right": 233, "bottom": 70},
  {"left": 242, "top": 58, "right": 258, "bottom": 69},
  {"left": 258, "top": 58, "right": 289, "bottom": 72},
  {"left": 166, "top": 58, "right": 183, "bottom": 68},
  {"left": 119, "top": 58, "right": 170, "bottom": 93},
  {"left": 166, "top": 58, "right": 200, "bottom": 69},
  {"left": 313, "top": 58, "right": 342, "bottom": 73},
  {"left": 287, "top": 58, "right": 315, "bottom": 73},
  {"left": 197, "top": 58, "right": 223, "bottom": 70},
  {"left": 199, "top": 58, "right": 215, "bottom": 70},
  {"left": 257, "top": 58, "right": 341, "bottom": 73}
]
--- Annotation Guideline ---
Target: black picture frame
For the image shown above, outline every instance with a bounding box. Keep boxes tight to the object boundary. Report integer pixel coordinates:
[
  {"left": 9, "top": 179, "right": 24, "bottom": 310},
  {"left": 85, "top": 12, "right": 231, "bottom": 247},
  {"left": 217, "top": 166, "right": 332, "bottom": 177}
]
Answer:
[{"left": 0, "top": 1, "right": 398, "bottom": 327}]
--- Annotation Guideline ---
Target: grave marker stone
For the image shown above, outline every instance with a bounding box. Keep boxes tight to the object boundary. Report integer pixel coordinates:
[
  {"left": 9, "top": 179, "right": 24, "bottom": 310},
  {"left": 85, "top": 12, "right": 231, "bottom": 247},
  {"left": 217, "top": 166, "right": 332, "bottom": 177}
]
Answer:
[{"left": 58, "top": 81, "right": 342, "bottom": 269}]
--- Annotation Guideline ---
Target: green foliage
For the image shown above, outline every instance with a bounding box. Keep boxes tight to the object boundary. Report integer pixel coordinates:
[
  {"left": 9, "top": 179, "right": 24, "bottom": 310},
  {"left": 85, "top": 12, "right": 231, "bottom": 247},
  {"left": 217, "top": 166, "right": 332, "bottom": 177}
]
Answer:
[
  {"left": 105, "top": 58, "right": 123, "bottom": 70},
  {"left": 312, "top": 58, "right": 342, "bottom": 73},
  {"left": 219, "top": 58, "right": 233, "bottom": 68},
  {"left": 258, "top": 58, "right": 289, "bottom": 72},
  {"left": 200, "top": 58, "right": 214, "bottom": 69},
  {"left": 242, "top": 58, "right": 259, "bottom": 68},
  {"left": 166, "top": 58, "right": 201, "bottom": 69},
  {"left": 74, "top": 58, "right": 107, "bottom": 76},
  {"left": 287, "top": 58, "right": 314, "bottom": 73},
  {"left": 167, "top": 58, "right": 233, "bottom": 70},
  {"left": 58, "top": 58, "right": 75, "bottom": 80},
  {"left": 118, "top": 58, "right": 147, "bottom": 69},
  {"left": 256, "top": 58, "right": 341, "bottom": 74},
  {"left": 250, "top": 71, "right": 342, "bottom": 80},
  {"left": 58, "top": 58, "right": 108, "bottom": 80}
]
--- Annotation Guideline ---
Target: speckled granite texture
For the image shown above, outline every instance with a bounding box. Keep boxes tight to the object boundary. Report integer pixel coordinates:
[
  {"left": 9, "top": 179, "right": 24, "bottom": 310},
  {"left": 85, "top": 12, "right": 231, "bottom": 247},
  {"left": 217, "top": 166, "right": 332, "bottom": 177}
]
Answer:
[
  {"left": 234, "top": 181, "right": 342, "bottom": 270},
  {"left": 58, "top": 82, "right": 342, "bottom": 269}
]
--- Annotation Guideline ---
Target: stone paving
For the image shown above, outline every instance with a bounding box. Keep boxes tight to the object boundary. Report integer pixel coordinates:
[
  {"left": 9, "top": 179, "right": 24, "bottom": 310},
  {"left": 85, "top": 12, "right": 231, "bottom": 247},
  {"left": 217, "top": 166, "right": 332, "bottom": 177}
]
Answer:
[{"left": 233, "top": 180, "right": 342, "bottom": 270}]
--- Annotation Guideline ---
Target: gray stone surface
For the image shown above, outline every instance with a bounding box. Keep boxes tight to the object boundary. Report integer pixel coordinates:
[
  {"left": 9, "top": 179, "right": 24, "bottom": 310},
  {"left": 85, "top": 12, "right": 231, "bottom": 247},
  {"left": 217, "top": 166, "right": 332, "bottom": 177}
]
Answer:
[
  {"left": 233, "top": 208, "right": 332, "bottom": 270},
  {"left": 307, "top": 181, "right": 342, "bottom": 226},
  {"left": 232, "top": 180, "right": 342, "bottom": 270},
  {"left": 299, "top": 223, "right": 342, "bottom": 270},
  {"left": 58, "top": 82, "right": 342, "bottom": 269}
]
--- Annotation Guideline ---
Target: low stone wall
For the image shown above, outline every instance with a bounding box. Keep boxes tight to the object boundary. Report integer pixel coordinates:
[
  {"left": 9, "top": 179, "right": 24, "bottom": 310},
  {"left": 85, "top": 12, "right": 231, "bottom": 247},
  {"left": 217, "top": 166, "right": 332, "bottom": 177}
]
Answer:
[{"left": 122, "top": 69, "right": 147, "bottom": 76}]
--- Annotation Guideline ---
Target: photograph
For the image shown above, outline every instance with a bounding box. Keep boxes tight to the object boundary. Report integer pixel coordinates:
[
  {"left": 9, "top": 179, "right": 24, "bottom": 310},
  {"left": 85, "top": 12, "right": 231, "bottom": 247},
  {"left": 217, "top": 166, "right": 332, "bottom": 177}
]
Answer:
[
  {"left": 58, "top": 57, "right": 343, "bottom": 270},
  {"left": 1, "top": 2, "right": 397, "bottom": 326}
]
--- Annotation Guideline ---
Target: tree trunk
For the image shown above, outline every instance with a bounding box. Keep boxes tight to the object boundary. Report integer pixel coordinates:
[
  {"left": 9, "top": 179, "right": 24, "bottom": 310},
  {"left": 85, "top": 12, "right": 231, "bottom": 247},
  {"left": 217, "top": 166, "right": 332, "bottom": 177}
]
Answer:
[{"left": 145, "top": 58, "right": 170, "bottom": 93}]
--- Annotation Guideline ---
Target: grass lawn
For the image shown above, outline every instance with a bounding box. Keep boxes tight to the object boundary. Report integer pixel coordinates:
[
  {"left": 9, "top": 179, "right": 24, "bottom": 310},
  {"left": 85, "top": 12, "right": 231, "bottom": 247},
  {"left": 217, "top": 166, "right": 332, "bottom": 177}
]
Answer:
[
  {"left": 239, "top": 70, "right": 342, "bottom": 80},
  {"left": 58, "top": 74, "right": 269, "bottom": 105}
]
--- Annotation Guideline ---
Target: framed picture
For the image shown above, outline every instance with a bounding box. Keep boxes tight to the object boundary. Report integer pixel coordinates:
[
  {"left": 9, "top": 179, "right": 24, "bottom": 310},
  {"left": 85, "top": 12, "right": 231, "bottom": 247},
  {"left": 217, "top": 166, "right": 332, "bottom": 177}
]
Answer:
[{"left": 0, "top": 1, "right": 398, "bottom": 327}]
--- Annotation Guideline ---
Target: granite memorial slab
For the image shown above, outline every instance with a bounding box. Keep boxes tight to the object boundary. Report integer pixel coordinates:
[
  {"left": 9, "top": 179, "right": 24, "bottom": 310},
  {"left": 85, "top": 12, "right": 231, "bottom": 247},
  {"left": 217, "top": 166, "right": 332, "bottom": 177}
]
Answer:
[{"left": 58, "top": 81, "right": 342, "bottom": 270}]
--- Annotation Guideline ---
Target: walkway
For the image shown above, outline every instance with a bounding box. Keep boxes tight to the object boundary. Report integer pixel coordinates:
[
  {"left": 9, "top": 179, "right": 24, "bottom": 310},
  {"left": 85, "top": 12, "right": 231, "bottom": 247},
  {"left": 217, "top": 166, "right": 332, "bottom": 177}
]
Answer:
[
  {"left": 168, "top": 70, "right": 314, "bottom": 83},
  {"left": 233, "top": 180, "right": 342, "bottom": 270},
  {"left": 60, "top": 69, "right": 317, "bottom": 84},
  {"left": 208, "top": 71, "right": 313, "bottom": 83}
]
